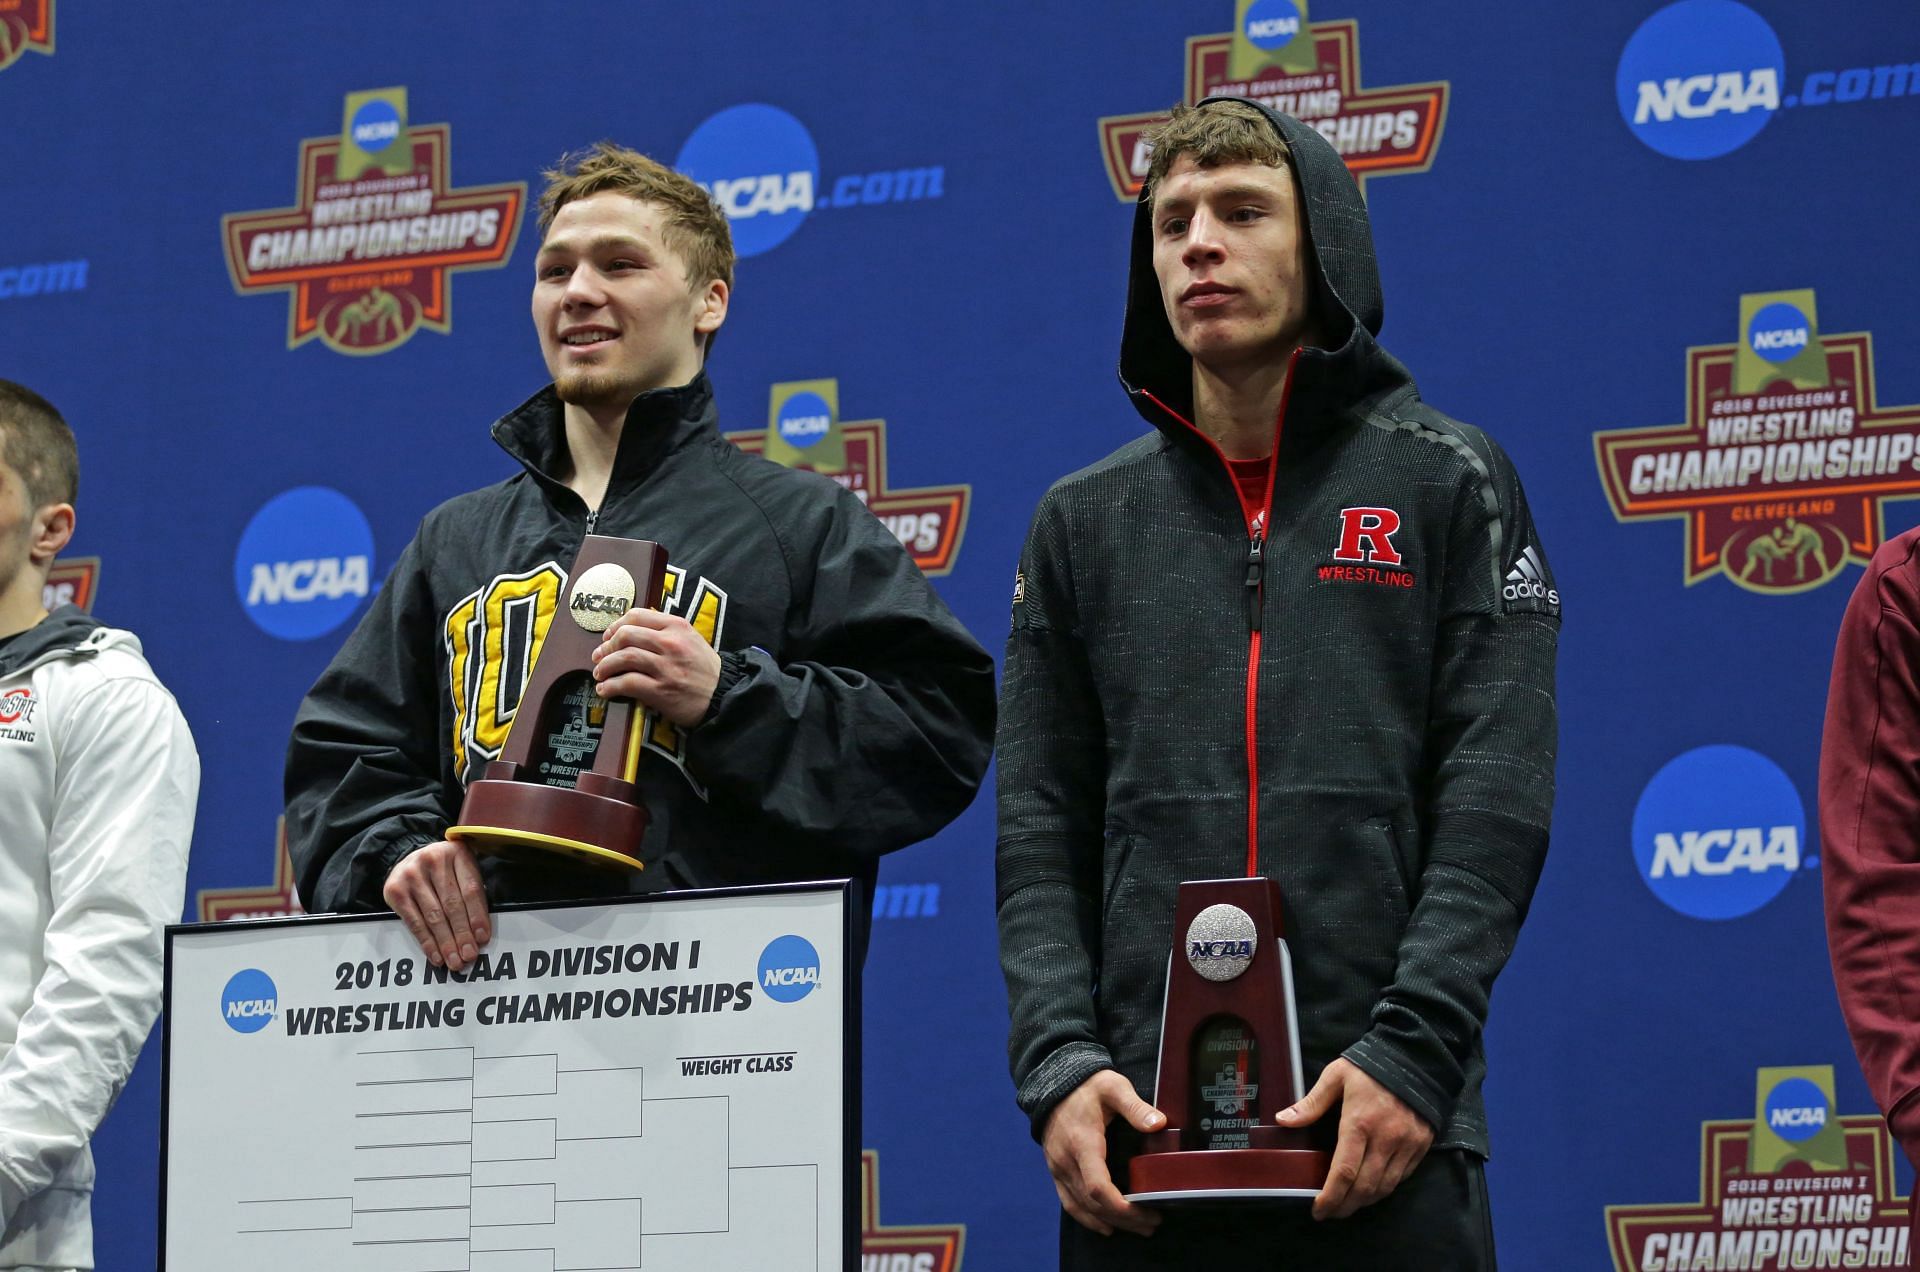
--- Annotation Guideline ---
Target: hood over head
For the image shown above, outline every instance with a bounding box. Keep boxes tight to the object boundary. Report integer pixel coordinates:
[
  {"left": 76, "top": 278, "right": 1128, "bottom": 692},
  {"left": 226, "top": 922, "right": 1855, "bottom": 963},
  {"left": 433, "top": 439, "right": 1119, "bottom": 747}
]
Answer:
[{"left": 1119, "top": 98, "right": 1408, "bottom": 450}]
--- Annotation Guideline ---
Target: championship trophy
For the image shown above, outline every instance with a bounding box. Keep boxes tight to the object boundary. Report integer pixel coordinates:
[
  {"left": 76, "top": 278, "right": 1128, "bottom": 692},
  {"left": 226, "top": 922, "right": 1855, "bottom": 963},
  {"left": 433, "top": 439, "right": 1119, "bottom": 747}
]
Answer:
[
  {"left": 446, "top": 536, "right": 670, "bottom": 872},
  {"left": 1124, "top": 877, "right": 1332, "bottom": 1201}
]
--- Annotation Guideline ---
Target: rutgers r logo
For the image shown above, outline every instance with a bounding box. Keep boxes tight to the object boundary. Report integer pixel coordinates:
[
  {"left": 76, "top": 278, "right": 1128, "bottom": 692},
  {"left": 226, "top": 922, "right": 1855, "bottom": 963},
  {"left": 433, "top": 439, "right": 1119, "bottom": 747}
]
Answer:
[{"left": 1332, "top": 507, "right": 1404, "bottom": 564}]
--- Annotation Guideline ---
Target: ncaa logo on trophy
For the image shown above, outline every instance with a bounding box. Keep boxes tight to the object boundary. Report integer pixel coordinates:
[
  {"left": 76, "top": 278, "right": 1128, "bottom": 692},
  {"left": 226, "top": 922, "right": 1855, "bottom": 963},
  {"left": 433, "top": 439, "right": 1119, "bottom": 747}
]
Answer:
[
  {"left": 1125, "top": 878, "right": 1332, "bottom": 1202},
  {"left": 447, "top": 537, "right": 672, "bottom": 871}
]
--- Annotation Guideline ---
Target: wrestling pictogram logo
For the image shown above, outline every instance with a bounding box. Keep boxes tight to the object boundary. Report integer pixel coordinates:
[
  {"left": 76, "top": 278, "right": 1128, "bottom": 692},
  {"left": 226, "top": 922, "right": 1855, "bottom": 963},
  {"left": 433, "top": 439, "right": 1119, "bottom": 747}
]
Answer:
[{"left": 0, "top": 1, "right": 54, "bottom": 73}]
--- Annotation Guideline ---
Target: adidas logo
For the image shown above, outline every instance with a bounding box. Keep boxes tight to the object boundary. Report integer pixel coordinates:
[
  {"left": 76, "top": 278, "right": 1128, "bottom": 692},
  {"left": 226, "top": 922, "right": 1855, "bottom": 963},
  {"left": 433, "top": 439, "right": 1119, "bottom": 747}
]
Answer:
[{"left": 1502, "top": 546, "right": 1559, "bottom": 611}]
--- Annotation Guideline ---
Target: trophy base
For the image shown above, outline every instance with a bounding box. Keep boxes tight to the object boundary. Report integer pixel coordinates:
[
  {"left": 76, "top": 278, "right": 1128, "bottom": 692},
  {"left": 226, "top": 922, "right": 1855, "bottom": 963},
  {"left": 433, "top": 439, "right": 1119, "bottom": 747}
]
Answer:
[
  {"left": 447, "top": 777, "right": 648, "bottom": 872},
  {"left": 1124, "top": 1186, "right": 1320, "bottom": 1204},
  {"left": 1125, "top": 1145, "right": 1331, "bottom": 1203}
]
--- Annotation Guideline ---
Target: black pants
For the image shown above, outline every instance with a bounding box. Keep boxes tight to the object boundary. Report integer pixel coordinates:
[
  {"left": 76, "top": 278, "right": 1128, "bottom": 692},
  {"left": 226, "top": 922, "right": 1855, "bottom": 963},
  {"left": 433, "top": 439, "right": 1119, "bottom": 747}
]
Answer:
[{"left": 1059, "top": 1149, "right": 1495, "bottom": 1271}]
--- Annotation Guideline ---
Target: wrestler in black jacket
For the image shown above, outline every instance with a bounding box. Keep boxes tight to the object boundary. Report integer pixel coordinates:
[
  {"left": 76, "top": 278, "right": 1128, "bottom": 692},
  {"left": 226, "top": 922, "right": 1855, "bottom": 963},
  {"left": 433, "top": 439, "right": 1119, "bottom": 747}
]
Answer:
[{"left": 286, "top": 373, "right": 995, "bottom": 945}]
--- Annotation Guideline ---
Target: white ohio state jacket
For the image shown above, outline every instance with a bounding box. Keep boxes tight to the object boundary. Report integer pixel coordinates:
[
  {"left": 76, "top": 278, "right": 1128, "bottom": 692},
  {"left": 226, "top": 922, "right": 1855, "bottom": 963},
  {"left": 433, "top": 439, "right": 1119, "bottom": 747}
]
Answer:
[{"left": 0, "top": 609, "right": 197, "bottom": 1268}]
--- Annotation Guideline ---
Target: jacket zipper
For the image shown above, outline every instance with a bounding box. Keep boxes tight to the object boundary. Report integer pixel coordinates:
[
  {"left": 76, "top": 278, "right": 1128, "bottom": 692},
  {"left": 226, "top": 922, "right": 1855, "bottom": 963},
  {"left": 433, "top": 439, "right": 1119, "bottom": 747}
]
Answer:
[
  {"left": 1242, "top": 350, "right": 1299, "bottom": 876},
  {"left": 1141, "top": 345, "right": 1300, "bottom": 878},
  {"left": 585, "top": 506, "right": 599, "bottom": 534}
]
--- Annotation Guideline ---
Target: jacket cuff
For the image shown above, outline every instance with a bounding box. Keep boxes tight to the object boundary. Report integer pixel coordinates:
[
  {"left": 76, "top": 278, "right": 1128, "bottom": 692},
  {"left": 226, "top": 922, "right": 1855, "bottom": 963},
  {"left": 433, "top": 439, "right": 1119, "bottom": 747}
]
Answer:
[
  {"left": 1017, "top": 1041, "right": 1115, "bottom": 1142},
  {"left": 376, "top": 830, "right": 441, "bottom": 888},
  {"left": 1341, "top": 1035, "right": 1452, "bottom": 1136},
  {"left": 699, "top": 649, "right": 754, "bottom": 728}
]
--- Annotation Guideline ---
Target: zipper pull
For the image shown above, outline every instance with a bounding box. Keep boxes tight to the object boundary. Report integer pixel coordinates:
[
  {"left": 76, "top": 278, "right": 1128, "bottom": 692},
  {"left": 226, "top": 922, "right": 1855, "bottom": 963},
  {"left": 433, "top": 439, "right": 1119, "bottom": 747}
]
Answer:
[
  {"left": 585, "top": 506, "right": 599, "bottom": 534},
  {"left": 1244, "top": 532, "right": 1265, "bottom": 631}
]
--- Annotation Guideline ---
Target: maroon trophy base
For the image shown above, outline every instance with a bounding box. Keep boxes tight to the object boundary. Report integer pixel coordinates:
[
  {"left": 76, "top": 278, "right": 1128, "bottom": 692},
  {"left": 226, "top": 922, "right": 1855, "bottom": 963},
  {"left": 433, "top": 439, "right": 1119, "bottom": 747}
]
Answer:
[
  {"left": 1128, "top": 1126, "right": 1331, "bottom": 1200},
  {"left": 447, "top": 764, "right": 649, "bottom": 872}
]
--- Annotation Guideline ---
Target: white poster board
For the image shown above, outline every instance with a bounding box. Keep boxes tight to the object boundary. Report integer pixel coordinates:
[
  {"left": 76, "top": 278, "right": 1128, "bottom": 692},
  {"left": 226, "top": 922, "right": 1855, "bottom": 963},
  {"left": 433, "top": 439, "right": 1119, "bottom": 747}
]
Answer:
[{"left": 162, "top": 882, "right": 855, "bottom": 1271}]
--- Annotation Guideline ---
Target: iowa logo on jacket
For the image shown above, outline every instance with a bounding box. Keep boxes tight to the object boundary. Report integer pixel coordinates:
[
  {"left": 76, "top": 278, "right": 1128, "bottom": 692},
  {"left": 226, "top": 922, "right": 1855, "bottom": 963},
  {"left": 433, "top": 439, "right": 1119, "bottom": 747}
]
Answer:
[
  {"left": 726, "top": 380, "right": 970, "bottom": 577},
  {"left": 444, "top": 562, "right": 728, "bottom": 790}
]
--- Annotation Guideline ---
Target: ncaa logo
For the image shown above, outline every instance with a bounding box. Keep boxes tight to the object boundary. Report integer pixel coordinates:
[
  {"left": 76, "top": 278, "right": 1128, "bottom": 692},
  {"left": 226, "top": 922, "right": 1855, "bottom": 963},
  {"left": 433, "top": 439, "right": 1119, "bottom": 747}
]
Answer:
[
  {"left": 1185, "top": 903, "right": 1258, "bottom": 982},
  {"left": 676, "top": 104, "right": 819, "bottom": 258},
  {"left": 234, "top": 487, "right": 374, "bottom": 641},
  {"left": 1762, "top": 1076, "right": 1830, "bottom": 1143},
  {"left": 775, "top": 390, "right": 833, "bottom": 450},
  {"left": 1616, "top": 0, "right": 1785, "bottom": 160},
  {"left": 1748, "top": 301, "right": 1812, "bottom": 363},
  {"left": 1243, "top": 0, "right": 1303, "bottom": 51},
  {"left": 221, "top": 968, "right": 277, "bottom": 1034},
  {"left": 1631, "top": 745, "right": 1806, "bottom": 920},
  {"left": 350, "top": 99, "right": 403, "bottom": 152},
  {"left": 757, "top": 934, "right": 822, "bottom": 1003}
]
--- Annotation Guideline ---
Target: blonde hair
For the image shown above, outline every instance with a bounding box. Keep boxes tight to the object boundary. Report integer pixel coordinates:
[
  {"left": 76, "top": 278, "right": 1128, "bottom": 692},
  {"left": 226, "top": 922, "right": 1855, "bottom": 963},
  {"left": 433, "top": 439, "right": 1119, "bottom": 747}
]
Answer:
[{"left": 537, "top": 141, "right": 735, "bottom": 291}]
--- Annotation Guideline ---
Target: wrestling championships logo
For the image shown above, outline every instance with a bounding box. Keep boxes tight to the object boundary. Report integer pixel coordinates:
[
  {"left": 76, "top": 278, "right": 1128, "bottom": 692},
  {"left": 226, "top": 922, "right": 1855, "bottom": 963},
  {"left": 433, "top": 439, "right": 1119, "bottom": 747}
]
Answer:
[
  {"left": 860, "top": 1150, "right": 965, "bottom": 1272},
  {"left": 197, "top": 818, "right": 305, "bottom": 922},
  {"left": 1097, "top": 1, "right": 1449, "bottom": 201},
  {"left": 726, "top": 381, "right": 971, "bottom": 577},
  {"left": 1595, "top": 290, "right": 1920, "bottom": 594},
  {"left": 43, "top": 555, "right": 96, "bottom": 612},
  {"left": 1605, "top": 1066, "right": 1911, "bottom": 1270},
  {"left": 0, "top": 1, "right": 53, "bottom": 73},
  {"left": 222, "top": 88, "right": 525, "bottom": 355}
]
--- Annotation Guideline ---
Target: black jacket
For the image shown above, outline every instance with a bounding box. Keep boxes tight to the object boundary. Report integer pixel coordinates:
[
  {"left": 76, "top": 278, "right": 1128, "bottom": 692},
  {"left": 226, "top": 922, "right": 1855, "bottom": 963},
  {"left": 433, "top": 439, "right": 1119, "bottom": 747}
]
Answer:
[
  {"left": 995, "top": 103, "right": 1558, "bottom": 1154},
  {"left": 286, "top": 374, "right": 996, "bottom": 939}
]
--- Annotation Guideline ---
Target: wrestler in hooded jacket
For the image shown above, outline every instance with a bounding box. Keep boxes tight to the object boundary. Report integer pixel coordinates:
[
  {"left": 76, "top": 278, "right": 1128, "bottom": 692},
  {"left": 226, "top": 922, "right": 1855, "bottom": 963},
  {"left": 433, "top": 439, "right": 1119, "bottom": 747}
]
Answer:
[
  {"left": 996, "top": 101, "right": 1560, "bottom": 1173},
  {"left": 285, "top": 373, "right": 996, "bottom": 939},
  {"left": 1, "top": 608, "right": 197, "bottom": 1268}
]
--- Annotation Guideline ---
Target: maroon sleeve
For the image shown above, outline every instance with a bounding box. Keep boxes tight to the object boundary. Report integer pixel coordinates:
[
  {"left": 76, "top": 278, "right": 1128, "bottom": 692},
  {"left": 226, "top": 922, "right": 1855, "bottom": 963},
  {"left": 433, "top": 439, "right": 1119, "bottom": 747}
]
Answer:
[{"left": 1822, "top": 527, "right": 1920, "bottom": 1160}]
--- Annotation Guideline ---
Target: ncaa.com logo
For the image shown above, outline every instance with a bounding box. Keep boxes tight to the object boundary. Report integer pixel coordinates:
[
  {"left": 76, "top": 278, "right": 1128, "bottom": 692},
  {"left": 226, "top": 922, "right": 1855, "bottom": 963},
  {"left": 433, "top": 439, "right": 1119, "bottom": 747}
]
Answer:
[
  {"left": 1618, "top": 0, "right": 1920, "bottom": 160},
  {"left": 757, "top": 934, "right": 822, "bottom": 1003},
  {"left": 221, "top": 968, "right": 277, "bottom": 1034},
  {"left": 674, "top": 104, "right": 945, "bottom": 258},
  {"left": 1631, "top": 744, "right": 1808, "bottom": 920},
  {"left": 234, "top": 486, "right": 374, "bottom": 640},
  {"left": 1762, "top": 1075, "right": 1830, "bottom": 1142}
]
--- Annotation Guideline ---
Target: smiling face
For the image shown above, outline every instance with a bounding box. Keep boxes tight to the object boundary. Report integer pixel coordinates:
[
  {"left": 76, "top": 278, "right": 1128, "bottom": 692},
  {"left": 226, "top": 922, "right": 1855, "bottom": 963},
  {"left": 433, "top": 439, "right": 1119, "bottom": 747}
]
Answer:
[
  {"left": 1150, "top": 153, "right": 1316, "bottom": 373},
  {"left": 531, "top": 191, "right": 728, "bottom": 408}
]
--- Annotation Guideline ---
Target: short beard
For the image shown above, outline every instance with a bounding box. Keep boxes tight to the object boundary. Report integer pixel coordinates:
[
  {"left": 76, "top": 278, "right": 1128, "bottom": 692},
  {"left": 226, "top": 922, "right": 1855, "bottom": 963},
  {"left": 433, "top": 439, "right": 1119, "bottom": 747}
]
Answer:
[{"left": 553, "top": 367, "right": 643, "bottom": 408}]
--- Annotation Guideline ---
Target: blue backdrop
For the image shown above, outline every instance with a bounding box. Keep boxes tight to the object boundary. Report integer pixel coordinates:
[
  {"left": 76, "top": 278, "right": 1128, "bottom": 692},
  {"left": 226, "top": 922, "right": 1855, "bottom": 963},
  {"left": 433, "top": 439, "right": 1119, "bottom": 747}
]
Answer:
[{"left": 4, "top": 1, "right": 1918, "bottom": 1266}]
